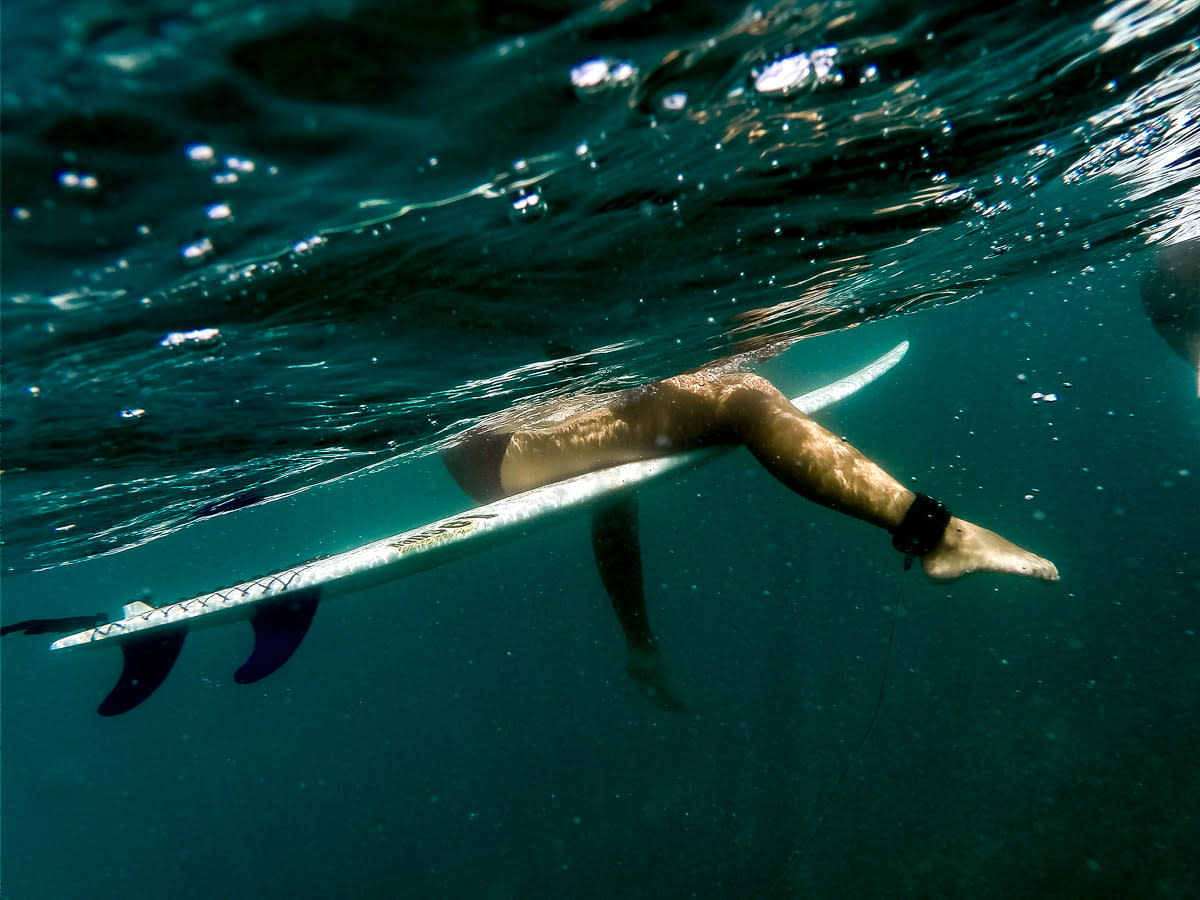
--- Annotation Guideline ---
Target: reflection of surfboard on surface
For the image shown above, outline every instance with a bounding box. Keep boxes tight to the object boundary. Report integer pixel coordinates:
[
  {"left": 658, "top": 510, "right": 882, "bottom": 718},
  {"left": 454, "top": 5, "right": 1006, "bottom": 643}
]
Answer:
[{"left": 53, "top": 341, "right": 909, "bottom": 715}]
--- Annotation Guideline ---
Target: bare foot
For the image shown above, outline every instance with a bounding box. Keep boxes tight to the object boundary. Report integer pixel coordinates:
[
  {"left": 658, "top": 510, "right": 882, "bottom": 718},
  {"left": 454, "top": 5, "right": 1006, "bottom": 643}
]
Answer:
[
  {"left": 626, "top": 646, "right": 687, "bottom": 712},
  {"left": 921, "top": 516, "right": 1059, "bottom": 582}
]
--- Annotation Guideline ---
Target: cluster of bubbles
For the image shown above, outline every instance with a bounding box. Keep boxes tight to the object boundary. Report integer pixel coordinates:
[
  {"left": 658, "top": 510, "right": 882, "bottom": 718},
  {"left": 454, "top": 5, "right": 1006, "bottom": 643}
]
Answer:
[
  {"left": 752, "top": 47, "right": 845, "bottom": 98},
  {"left": 569, "top": 57, "right": 638, "bottom": 100},
  {"left": 177, "top": 142, "right": 276, "bottom": 263},
  {"left": 159, "top": 327, "right": 221, "bottom": 348},
  {"left": 521, "top": 46, "right": 860, "bottom": 224},
  {"left": 56, "top": 170, "right": 101, "bottom": 191}
]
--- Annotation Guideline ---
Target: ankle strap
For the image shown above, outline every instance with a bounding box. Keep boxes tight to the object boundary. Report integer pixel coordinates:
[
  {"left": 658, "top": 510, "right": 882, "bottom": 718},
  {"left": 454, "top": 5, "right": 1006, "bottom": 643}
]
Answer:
[{"left": 890, "top": 494, "right": 950, "bottom": 569}]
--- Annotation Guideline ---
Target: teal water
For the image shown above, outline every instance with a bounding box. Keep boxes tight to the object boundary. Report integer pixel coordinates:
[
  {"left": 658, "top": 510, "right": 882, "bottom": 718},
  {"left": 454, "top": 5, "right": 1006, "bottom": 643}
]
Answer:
[{"left": 3, "top": 1, "right": 1199, "bottom": 897}]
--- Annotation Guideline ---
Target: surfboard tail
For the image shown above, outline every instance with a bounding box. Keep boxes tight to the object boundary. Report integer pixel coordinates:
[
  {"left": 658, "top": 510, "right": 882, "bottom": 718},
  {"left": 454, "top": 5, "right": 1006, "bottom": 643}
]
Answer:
[{"left": 93, "top": 589, "right": 323, "bottom": 715}]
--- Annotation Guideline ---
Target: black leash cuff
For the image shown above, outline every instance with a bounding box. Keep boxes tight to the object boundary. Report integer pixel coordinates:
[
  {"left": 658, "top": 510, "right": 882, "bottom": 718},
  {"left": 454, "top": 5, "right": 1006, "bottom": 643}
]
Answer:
[{"left": 890, "top": 493, "right": 951, "bottom": 570}]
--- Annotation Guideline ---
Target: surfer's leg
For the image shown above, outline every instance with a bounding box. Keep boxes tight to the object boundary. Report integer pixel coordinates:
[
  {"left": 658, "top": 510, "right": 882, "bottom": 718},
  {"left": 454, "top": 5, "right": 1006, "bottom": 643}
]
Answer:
[
  {"left": 499, "top": 371, "right": 1057, "bottom": 581},
  {"left": 445, "top": 425, "right": 687, "bottom": 710},
  {"left": 705, "top": 373, "right": 1059, "bottom": 580},
  {"left": 701, "top": 373, "right": 1060, "bottom": 581},
  {"left": 592, "top": 496, "right": 686, "bottom": 711}
]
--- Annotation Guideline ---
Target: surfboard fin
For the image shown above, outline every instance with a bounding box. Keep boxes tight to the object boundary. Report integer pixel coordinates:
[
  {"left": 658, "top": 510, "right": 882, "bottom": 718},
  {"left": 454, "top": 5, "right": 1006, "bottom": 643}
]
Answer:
[
  {"left": 234, "top": 588, "right": 321, "bottom": 685},
  {"left": 98, "top": 626, "right": 189, "bottom": 716}
]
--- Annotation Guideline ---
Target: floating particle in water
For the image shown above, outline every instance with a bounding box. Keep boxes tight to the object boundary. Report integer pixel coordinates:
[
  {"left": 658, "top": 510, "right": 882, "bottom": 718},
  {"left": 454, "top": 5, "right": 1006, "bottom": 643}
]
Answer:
[
  {"left": 11, "top": 206, "right": 31, "bottom": 220},
  {"left": 570, "top": 57, "right": 637, "bottom": 99},
  {"left": 120, "top": 408, "right": 146, "bottom": 420},
  {"left": 206, "top": 203, "right": 232, "bottom": 221},
  {"left": 160, "top": 327, "right": 221, "bottom": 348},
  {"left": 509, "top": 189, "right": 547, "bottom": 222}
]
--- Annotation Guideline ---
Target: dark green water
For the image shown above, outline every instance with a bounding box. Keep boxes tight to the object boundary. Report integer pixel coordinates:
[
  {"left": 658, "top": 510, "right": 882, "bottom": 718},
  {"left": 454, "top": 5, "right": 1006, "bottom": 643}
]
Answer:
[{"left": 3, "top": 1, "right": 1198, "bottom": 897}]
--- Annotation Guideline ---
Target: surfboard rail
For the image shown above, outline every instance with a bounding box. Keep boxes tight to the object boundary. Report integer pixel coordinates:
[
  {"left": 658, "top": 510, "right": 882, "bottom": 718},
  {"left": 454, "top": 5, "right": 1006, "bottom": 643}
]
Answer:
[{"left": 52, "top": 341, "right": 908, "bottom": 714}]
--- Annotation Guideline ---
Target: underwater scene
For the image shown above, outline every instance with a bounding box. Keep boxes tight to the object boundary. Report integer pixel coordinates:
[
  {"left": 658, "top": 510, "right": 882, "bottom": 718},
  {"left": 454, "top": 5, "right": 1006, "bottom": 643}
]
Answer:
[{"left": 2, "top": 0, "right": 1198, "bottom": 897}]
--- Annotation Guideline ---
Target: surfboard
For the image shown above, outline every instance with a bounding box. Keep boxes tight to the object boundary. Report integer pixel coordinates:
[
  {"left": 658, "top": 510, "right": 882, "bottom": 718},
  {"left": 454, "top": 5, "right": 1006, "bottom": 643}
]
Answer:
[{"left": 53, "top": 341, "right": 908, "bottom": 714}]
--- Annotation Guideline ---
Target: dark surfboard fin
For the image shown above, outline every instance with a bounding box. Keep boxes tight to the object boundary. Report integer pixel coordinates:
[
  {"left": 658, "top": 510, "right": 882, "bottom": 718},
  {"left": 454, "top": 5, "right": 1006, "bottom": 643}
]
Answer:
[
  {"left": 591, "top": 496, "right": 688, "bottom": 712},
  {"left": 591, "top": 495, "right": 653, "bottom": 648},
  {"left": 234, "top": 588, "right": 320, "bottom": 685},
  {"left": 98, "top": 626, "right": 189, "bottom": 716}
]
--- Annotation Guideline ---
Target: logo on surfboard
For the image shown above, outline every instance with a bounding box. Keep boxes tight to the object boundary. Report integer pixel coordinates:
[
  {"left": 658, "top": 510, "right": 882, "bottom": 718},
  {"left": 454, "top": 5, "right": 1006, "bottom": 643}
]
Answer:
[{"left": 388, "top": 513, "right": 498, "bottom": 555}]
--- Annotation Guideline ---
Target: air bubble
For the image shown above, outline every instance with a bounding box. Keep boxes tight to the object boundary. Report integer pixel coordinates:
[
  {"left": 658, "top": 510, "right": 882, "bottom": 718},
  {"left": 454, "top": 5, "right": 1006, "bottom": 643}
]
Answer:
[
  {"left": 662, "top": 92, "right": 687, "bottom": 111},
  {"left": 160, "top": 328, "right": 220, "bottom": 347},
  {"left": 186, "top": 143, "right": 216, "bottom": 164},
  {"left": 291, "top": 236, "right": 325, "bottom": 255},
  {"left": 810, "top": 47, "right": 839, "bottom": 83},
  {"left": 754, "top": 53, "right": 813, "bottom": 97},
  {"left": 570, "top": 58, "right": 637, "bottom": 99},
  {"left": 58, "top": 171, "right": 100, "bottom": 191},
  {"left": 509, "top": 190, "right": 547, "bottom": 222},
  {"left": 181, "top": 237, "right": 214, "bottom": 263}
]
